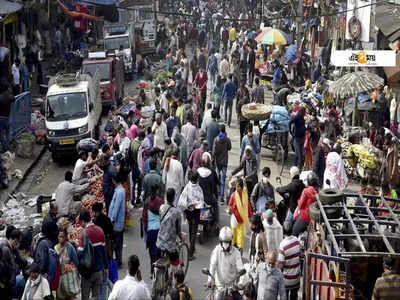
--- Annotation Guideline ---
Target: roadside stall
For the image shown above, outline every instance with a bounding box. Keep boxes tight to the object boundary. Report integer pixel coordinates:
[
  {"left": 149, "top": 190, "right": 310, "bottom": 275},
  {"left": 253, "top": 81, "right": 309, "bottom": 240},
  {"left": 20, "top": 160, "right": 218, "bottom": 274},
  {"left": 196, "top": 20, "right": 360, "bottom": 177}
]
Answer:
[{"left": 305, "top": 190, "right": 400, "bottom": 300}]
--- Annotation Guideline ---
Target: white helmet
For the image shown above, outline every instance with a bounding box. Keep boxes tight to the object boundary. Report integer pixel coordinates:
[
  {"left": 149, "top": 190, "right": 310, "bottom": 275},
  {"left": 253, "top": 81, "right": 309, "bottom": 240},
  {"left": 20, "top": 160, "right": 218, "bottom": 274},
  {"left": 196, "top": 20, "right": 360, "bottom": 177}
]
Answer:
[{"left": 219, "top": 226, "right": 233, "bottom": 242}]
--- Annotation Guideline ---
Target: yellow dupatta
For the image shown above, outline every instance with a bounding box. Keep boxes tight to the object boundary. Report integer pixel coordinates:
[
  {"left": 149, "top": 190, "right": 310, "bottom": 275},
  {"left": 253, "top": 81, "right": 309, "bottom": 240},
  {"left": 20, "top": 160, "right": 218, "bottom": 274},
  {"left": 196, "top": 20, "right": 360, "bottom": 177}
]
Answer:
[{"left": 235, "top": 181, "right": 250, "bottom": 225}]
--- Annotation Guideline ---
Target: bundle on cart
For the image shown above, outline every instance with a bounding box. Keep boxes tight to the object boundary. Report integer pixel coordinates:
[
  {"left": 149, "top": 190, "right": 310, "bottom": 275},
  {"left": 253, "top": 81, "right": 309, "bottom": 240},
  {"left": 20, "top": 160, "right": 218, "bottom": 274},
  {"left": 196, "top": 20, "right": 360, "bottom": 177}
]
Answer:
[{"left": 242, "top": 103, "right": 272, "bottom": 121}]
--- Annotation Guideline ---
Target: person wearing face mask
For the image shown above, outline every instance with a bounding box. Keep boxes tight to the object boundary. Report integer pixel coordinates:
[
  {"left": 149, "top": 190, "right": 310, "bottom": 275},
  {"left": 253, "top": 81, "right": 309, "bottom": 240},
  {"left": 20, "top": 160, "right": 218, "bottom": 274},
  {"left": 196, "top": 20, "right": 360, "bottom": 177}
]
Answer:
[
  {"left": 262, "top": 209, "right": 283, "bottom": 256},
  {"left": 207, "top": 227, "right": 244, "bottom": 300},
  {"left": 249, "top": 214, "right": 268, "bottom": 265},
  {"left": 250, "top": 167, "right": 275, "bottom": 215},
  {"left": 256, "top": 252, "right": 287, "bottom": 300}
]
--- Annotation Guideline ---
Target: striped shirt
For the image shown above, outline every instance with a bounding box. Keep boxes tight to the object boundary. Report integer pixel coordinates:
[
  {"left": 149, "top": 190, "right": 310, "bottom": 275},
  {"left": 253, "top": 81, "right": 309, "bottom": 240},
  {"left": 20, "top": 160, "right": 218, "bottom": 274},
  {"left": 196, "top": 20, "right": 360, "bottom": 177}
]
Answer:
[
  {"left": 372, "top": 272, "right": 400, "bottom": 300},
  {"left": 278, "top": 235, "right": 301, "bottom": 289}
]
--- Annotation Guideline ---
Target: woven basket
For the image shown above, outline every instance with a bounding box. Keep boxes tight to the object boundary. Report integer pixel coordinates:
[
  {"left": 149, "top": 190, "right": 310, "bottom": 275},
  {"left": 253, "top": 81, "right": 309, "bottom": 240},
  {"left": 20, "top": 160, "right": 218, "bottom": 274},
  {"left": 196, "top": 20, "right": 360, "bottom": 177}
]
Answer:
[{"left": 242, "top": 103, "right": 272, "bottom": 121}]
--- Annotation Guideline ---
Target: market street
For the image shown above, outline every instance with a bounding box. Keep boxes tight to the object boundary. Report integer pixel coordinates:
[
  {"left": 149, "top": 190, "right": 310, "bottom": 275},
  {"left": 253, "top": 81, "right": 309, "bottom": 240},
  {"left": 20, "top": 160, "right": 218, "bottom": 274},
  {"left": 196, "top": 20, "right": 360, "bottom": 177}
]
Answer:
[{"left": 16, "top": 77, "right": 307, "bottom": 298}]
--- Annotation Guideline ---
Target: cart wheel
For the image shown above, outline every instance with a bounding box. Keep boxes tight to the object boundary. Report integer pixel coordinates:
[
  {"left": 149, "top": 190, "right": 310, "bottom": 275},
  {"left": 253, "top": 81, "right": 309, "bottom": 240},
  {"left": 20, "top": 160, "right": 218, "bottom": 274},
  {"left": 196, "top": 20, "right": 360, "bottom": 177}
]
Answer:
[{"left": 275, "top": 144, "right": 285, "bottom": 176}]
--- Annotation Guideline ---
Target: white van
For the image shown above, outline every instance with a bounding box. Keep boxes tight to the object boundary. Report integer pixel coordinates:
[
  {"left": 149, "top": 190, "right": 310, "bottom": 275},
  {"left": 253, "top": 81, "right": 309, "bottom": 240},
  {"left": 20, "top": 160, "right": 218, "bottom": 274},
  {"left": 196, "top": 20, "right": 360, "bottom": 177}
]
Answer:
[{"left": 45, "top": 72, "right": 101, "bottom": 161}]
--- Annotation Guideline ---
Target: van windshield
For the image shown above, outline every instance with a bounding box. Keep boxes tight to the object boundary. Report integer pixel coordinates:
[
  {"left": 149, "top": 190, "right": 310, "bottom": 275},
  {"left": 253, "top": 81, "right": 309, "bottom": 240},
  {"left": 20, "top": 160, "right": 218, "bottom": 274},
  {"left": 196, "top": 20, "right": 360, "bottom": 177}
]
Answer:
[
  {"left": 82, "top": 63, "right": 110, "bottom": 82},
  {"left": 47, "top": 92, "right": 88, "bottom": 121},
  {"left": 104, "top": 36, "right": 130, "bottom": 50}
]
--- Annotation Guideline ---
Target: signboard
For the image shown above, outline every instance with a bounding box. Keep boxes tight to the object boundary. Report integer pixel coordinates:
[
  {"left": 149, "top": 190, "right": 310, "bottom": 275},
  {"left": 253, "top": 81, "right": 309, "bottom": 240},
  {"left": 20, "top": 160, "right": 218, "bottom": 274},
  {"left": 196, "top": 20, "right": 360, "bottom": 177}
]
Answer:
[{"left": 331, "top": 50, "right": 396, "bottom": 67}]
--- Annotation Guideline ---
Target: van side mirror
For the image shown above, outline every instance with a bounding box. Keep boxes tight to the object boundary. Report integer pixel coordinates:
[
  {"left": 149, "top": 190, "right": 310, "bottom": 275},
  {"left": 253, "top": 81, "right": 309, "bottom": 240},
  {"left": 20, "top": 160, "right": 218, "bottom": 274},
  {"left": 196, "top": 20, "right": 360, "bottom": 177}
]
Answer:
[{"left": 89, "top": 103, "right": 94, "bottom": 112}]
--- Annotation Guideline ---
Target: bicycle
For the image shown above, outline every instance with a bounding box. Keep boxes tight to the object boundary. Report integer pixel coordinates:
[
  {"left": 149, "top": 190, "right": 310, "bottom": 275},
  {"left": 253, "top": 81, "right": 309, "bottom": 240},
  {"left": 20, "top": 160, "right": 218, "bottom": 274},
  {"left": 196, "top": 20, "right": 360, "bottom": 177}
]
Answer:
[{"left": 152, "top": 238, "right": 190, "bottom": 300}]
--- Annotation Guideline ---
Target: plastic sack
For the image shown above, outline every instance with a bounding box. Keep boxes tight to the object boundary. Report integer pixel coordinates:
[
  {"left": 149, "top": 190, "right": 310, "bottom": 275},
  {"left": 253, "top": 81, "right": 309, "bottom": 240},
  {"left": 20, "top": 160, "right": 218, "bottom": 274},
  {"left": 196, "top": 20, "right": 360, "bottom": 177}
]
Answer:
[
  {"left": 16, "top": 132, "right": 35, "bottom": 158},
  {"left": 108, "top": 259, "right": 119, "bottom": 283},
  {"left": 77, "top": 138, "right": 98, "bottom": 153}
]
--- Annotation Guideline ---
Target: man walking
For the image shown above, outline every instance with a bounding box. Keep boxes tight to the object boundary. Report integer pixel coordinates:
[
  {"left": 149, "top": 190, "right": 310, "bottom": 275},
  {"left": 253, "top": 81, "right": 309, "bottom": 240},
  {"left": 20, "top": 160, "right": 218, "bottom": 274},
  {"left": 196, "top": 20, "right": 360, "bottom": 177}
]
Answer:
[
  {"left": 251, "top": 77, "right": 264, "bottom": 104},
  {"left": 256, "top": 252, "right": 287, "bottom": 300},
  {"left": 279, "top": 222, "right": 301, "bottom": 300},
  {"left": 289, "top": 107, "right": 306, "bottom": 170},
  {"left": 248, "top": 46, "right": 256, "bottom": 87},
  {"left": 212, "top": 124, "right": 231, "bottom": 203},
  {"left": 0, "top": 83, "right": 13, "bottom": 153},
  {"left": 222, "top": 74, "right": 236, "bottom": 127},
  {"left": 109, "top": 173, "right": 126, "bottom": 268},
  {"left": 78, "top": 210, "right": 108, "bottom": 300}
]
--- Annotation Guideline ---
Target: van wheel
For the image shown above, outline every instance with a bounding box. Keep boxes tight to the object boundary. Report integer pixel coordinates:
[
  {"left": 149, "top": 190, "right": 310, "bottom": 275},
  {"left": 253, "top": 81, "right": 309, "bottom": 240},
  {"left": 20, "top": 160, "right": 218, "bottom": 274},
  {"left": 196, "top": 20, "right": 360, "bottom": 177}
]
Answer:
[{"left": 51, "top": 152, "right": 59, "bottom": 163}]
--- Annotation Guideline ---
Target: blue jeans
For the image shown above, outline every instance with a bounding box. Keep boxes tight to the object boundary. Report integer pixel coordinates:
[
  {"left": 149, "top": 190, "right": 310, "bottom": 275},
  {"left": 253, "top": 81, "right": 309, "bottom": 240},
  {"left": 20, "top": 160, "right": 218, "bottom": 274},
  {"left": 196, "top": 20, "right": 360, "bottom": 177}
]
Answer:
[
  {"left": 223, "top": 100, "right": 233, "bottom": 126},
  {"left": 293, "top": 136, "right": 305, "bottom": 169},
  {"left": 216, "top": 165, "right": 227, "bottom": 200},
  {"left": 0, "top": 117, "right": 10, "bottom": 152}
]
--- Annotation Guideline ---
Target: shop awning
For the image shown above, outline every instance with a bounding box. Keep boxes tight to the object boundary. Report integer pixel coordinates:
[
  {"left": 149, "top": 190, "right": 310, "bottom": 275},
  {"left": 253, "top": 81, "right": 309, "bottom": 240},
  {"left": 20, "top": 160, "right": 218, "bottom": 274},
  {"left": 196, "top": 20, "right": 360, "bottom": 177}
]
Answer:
[
  {"left": 375, "top": 4, "right": 400, "bottom": 42},
  {"left": 0, "top": 0, "right": 22, "bottom": 15}
]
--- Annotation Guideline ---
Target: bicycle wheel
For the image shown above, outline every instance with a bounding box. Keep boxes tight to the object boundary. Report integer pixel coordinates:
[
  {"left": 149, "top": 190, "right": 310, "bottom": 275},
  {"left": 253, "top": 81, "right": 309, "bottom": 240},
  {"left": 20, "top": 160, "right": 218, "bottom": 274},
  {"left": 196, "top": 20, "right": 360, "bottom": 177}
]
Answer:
[
  {"left": 275, "top": 144, "right": 285, "bottom": 176},
  {"left": 152, "top": 268, "right": 165, "bottom": 299},
  {"left": 179, "top": 242, "right": 190, "bottom": 278}
]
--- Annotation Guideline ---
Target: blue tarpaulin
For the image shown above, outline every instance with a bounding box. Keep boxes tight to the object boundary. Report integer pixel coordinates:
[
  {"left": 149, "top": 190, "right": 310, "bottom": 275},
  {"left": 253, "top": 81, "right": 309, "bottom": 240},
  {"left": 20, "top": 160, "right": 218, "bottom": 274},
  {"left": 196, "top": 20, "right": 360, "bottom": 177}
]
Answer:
[
  {"left": 285, "top": 44, "right": 297, "bottom": 64},
  {"left": 10, "top": 91, "right": 32, "bottom": 141},
  {"left": 78, "top": 0, "right": 118, "bottom": 6}
]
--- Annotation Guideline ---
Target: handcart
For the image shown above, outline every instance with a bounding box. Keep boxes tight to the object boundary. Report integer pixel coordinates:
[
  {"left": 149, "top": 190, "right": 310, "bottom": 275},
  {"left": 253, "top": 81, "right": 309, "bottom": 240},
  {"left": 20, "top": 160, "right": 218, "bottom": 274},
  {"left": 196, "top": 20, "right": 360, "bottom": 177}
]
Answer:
[
  {"left": 304, "top": 190, "right": 400, "bottom": 300},
  {"left": 259, "top": 105, "right": 290, "bottom": 176}
]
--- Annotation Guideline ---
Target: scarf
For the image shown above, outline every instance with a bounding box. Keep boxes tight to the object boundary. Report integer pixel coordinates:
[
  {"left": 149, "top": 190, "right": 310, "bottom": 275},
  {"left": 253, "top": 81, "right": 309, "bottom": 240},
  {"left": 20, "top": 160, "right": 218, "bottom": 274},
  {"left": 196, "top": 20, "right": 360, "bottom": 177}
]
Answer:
[
  {"left": 23, "top": 276, "right": 42, "bottom": 300},
  {"left": 165, "top": 155, "right": 177, "bottom": 173},
  {"left": 235, "top": 182, "right": 250, "bottom": 225}
]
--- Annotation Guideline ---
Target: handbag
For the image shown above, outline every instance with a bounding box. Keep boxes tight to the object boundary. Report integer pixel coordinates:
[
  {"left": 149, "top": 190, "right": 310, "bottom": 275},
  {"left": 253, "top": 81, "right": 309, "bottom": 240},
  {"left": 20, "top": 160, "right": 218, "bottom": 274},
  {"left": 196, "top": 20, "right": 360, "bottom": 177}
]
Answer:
[{"left": 58, "top": 267, "right": 80, "bottom": 298}]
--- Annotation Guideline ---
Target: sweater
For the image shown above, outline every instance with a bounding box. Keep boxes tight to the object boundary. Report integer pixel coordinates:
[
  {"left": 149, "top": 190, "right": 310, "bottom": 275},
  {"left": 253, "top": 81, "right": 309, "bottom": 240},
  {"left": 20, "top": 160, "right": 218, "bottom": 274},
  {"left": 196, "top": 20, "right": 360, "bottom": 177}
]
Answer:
[{"left": 78, "top": 223, "right": 108, "bottom": 272}]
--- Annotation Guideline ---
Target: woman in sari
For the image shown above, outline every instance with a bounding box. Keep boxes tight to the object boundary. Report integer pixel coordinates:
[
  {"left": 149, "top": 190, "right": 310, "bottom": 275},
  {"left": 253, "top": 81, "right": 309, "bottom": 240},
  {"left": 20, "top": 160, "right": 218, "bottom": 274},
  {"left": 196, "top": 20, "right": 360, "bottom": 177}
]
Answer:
[{"left": 228, "top": 179, "right": 253, "bottom": 253}]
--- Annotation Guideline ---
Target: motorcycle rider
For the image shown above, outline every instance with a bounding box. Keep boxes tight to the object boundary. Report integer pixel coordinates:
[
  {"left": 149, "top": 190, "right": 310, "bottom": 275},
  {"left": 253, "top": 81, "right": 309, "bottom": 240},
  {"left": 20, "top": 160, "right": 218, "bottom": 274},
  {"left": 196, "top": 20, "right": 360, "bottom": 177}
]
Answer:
[{"left": 207, "top": 226, "right": 244, "bottom": 300}]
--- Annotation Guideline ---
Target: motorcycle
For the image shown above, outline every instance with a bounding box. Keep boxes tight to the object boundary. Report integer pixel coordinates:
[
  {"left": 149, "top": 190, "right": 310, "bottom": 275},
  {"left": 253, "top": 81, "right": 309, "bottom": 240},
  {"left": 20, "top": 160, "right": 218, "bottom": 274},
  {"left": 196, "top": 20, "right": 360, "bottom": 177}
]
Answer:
[
  {"left": 198, "top": 204, "right": 219, "bottom": 244},
  {"left": 202, "top": 267, "right": 246, "bottom": 300}
]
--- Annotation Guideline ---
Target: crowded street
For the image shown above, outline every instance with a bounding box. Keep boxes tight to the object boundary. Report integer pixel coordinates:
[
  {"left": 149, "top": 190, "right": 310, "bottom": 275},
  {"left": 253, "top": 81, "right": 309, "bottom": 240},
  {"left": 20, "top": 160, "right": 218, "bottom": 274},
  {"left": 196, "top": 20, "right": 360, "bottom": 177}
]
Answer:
[{"left": 1, "top": 0, "right": 400, "bottom": 299}]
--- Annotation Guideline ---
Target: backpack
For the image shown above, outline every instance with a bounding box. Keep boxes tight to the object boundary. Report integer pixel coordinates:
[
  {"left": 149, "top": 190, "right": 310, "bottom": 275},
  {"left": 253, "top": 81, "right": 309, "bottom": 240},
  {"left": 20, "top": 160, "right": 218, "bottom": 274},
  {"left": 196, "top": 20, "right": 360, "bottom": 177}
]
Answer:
[
  {"left": 78, "top": 229, "right": 94, "bottom": 279},
  {"left": 48, "top": 248, "right": 61, "bottom": 290}
]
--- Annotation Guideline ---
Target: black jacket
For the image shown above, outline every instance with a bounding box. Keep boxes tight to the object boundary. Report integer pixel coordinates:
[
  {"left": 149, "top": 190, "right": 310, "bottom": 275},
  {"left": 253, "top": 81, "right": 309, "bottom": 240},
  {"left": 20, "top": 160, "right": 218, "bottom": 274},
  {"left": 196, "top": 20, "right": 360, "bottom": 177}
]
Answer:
[
  {"left": 94, "top": 213, "right": 114, "bottom": 238},
  {"left": 276, "top": 176, "right": 305, "bottom": 213},
  {"left": 41, "top": 213, "right": 59, "bottom": 245},
  {"left": 0, "top": 240, "right": 17, "bottom": 287},
  {"left": 313, "top": 146, "right": 326, "bottom": 186}
]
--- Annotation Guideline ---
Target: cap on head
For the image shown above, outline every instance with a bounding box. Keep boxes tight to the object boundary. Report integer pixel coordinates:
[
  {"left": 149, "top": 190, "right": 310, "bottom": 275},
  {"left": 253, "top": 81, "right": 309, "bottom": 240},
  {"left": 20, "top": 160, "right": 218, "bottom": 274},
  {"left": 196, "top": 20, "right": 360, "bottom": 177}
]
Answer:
[
  {"left": 265, "top": 209, "right": 273, "bottom": 219},
  {"left": 289, "top": 166, "right": 300, "bottom": 179}
]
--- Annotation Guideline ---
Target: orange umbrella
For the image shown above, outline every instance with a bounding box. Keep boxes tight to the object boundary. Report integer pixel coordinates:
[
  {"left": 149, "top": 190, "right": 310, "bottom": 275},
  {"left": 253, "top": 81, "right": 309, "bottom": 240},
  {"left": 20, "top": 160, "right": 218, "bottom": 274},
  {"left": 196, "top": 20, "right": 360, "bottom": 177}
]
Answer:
[{"left": 255, "top": 27, "right": 272, "bottom": 43}]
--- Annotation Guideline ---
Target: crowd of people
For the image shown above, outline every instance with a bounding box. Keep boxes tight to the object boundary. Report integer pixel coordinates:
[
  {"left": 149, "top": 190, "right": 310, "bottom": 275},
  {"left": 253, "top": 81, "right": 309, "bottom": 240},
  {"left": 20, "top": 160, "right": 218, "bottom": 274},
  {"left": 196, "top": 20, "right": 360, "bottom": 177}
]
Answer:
[{"left": 1, "top": 0, "right": 400, "bottom": 299}]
